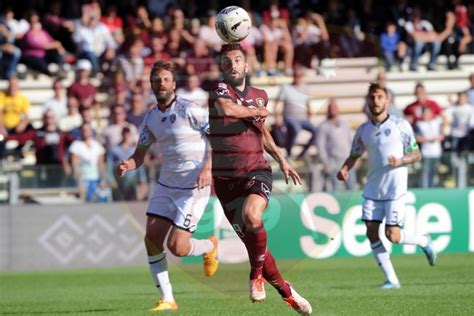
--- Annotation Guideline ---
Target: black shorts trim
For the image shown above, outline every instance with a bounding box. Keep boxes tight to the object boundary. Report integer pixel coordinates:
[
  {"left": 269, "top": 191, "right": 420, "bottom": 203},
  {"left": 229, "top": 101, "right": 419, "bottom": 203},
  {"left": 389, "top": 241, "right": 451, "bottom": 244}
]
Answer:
[
  {"left": 157, "top": 181, "right": 196, "bottom": 190},
  {"left": 361, "top": 219, "right": 383, "bottom": 223},
  {"left": 385, "top": 223, "right": 402, "bottom": 227},
  {"left": 173, "top": 224, "right": 195, "bottom": 233}
]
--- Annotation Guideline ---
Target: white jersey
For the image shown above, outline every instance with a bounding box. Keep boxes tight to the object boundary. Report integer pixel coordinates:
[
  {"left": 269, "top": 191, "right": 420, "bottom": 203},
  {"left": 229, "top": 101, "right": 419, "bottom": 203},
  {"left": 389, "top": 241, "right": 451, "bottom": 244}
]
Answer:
[
  {"left": 351, "top": 115, "right": 419, "bottom": 201},
  {"left": 138, "top": 96, "right": 209, "bottom": 189}
]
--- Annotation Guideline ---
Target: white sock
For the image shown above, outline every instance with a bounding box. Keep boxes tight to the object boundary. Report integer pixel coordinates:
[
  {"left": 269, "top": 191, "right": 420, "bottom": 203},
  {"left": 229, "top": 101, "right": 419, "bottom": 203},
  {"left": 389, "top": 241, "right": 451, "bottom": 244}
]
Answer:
[
  {"left": 399, "top": 230, "right": 429, "bottom": 247},
  {"left": 371, "top": 241, "right": 399, "bottom": 285},
  {"left": 187, "top": 238, "right": 214, "bottom": 256},
  {"left": 148, "top": 252, "right": 174, "bottom": 302}
]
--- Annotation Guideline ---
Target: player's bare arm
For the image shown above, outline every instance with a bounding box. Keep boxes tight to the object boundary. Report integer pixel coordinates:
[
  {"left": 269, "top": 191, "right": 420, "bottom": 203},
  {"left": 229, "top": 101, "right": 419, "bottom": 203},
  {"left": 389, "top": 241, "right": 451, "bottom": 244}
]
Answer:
[
  {"left": 337, "top": 155, "right": 359, "bottom": 182},
  {"left": 117, "top": 145, "right": 148, "bottom": 177},
  {"left": 388, "top": 149, "right": 421, "bottom": 168},
  {"left": 196, "top": 144, "right": 212, "bottom": 189},
  {"left": 214, "top": 97, "right": 269, "bottom": 119},
  {"left": 262, "top": 127, "right": 302, "bottom": 185}
]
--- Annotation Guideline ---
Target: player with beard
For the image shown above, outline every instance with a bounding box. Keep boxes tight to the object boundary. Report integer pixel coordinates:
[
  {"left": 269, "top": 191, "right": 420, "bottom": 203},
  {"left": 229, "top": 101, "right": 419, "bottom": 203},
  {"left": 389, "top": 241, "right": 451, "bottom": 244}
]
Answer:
[
  {"left": 117, "top": 61, "right": 219, "bottom": 312},
  {"left": 208, "top": 43, "right": 312, "bottom": 315},
  {"left": 337, "top": 83, "right": 437, "bottom": 289}
]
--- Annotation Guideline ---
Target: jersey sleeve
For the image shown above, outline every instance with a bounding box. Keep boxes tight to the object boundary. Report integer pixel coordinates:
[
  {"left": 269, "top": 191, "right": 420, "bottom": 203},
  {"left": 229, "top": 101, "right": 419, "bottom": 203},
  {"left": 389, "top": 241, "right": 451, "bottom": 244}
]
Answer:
[
  {"left": 350, "top": 125, "right": 366, "bottom": 157},
  {"left": 400, "top": 119, "right": 419, "bottom": 153},
  {"left": 137, "top": 111, "right": 156, "bottom": 149},
  {"left": 187, "top": 102, "right": 210, "bottom": 134}
]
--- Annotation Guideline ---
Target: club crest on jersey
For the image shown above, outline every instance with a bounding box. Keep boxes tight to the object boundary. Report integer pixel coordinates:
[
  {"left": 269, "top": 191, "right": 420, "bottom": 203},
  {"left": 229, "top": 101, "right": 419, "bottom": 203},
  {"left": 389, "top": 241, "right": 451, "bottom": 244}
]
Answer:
[
  {"left": 170, "top": 114, "right": 176, "bottom": 124},
  {"left": 216, "top": 83, "right": 229, "bottom": 96},
  {"left": 384, "top": 129, "right": 391, "bottom": 136},
  {"left": 256, "top": 98, "right": 265, "bottom": 107}
]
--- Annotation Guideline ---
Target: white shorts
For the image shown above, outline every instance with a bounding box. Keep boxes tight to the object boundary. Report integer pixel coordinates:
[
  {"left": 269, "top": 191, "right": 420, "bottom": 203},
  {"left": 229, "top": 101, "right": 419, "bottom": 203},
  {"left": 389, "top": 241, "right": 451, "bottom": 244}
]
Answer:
[
  {"left": 146, "top": 182, "right": 210, "bottom": 233},
  {"left": 362, "top": 196, "right": 405, "bottom": 226}
]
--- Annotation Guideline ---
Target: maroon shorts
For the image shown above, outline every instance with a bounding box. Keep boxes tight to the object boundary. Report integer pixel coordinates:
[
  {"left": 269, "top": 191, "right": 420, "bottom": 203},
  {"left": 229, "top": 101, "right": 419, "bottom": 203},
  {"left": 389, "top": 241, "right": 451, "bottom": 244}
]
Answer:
[{"left": 213, "top": 168, "right": 272, "bottom": 237}]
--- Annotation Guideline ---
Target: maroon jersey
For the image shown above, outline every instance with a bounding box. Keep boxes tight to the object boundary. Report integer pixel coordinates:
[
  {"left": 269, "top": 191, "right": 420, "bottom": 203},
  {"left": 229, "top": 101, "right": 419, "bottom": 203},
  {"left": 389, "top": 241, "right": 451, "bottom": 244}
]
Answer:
[{"left": 208, "top": 81, "right": 270, "bottom": 177}]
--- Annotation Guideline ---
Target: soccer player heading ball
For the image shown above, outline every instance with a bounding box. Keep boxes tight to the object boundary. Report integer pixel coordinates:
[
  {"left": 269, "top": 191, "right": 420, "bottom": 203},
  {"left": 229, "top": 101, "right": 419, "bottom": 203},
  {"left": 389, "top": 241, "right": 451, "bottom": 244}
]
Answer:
[
  {"left": 208, "top": 43, "right": 312, "bottom": 315},
  {"left": 338, "top": 83, "right": 437, "bottom": 289},
  {"left": 117, "top": 60, "right": 219, "bottom": 312}
]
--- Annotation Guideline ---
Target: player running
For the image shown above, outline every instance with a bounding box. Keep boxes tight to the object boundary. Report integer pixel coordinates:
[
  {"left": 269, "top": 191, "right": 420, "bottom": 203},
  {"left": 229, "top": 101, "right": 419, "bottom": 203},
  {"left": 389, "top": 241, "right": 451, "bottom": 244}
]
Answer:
[
  {"left": 208, "top": 43, "right": 312, "bottom": 315},
  {"left": 337, "top": 83, "right": 437, "bottom": 289},
  {"left": 117, "top": 61, "right": 218, "bottom": 312}
]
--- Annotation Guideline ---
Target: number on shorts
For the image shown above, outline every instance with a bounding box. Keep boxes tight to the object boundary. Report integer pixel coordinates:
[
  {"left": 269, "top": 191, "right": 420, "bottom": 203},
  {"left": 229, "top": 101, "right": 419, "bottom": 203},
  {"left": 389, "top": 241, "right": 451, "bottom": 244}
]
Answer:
[
  {"left": 233, "top": 223, "right": 244, "bottom": 238},
  {"left": 183, "top": 214, "right": 192, "bottom": 228}
]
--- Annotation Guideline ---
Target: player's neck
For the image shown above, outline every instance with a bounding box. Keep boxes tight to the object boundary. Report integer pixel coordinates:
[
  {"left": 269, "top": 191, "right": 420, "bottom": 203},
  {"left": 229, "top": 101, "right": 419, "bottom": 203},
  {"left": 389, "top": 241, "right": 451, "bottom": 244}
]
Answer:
[
  {"left": 157, "top": 93, "right": 176, "bottom": 112},
  {"left": 372, "top": 112, "right": 389, "bottom": 124}
]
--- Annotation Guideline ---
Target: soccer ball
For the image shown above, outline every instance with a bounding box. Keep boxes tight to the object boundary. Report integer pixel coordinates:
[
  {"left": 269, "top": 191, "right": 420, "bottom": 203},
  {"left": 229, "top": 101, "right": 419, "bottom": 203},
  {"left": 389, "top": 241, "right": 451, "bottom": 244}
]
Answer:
[{"left": 215, "top": 6, "right": 251, "bottom": 43}]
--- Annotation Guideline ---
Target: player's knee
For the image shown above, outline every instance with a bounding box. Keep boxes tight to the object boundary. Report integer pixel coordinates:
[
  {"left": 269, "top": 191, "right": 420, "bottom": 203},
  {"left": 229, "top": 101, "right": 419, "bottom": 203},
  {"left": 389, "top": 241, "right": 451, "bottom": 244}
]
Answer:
[
  {"left": 243, "top": 211, "right": 262, "bottom": 229},
  {"left": 144, "top": 234, "right": 164, "bottom": 254},
  {"left": 366, "top": 230, "right": 379, "bottom": 243},
  {"left": 167, "top": 239, "right": 188, "bottom": 257},
  {"left": 385, "top": 230, "right": 401, "bottom": 243}
]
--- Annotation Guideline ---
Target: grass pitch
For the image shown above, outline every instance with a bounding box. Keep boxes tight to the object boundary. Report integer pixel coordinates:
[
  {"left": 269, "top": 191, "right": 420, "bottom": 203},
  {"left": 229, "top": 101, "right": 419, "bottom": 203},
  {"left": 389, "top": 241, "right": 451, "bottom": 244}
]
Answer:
[{"left": 1, "top": 253, "right": 473, "bottom": 315}]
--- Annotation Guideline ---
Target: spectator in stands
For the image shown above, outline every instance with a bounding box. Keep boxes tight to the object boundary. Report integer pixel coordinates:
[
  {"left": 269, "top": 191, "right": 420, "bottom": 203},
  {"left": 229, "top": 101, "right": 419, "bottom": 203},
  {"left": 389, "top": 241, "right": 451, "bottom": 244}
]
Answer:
[
  {"left": 59, "top": 96, "right": 82, "bottom": 132},
  {"left": 67, "top": 59, "right": 96, "bottom": 108},
  {"left": 241, "top": 12, "right": 263, "bottom": 76},
  {"left": 467, "top": 73, "right": 474, "bottom": 106},
  {"left": 168, "top": 8, "right": 195, "bottom": 49},
  {"left": 415, "top": 106, "right": 445, "bottom": 188},
  {"left": 404, "top": 8, "right": 441, "bottom": 71},
  {"left": 69, "top": 106, "right": 98, "bottom": 140},
  {"left": 21, "top": 11, "right": 67, "bottom": 77},
  {"left": 440, "top": 7, "right": 472, "bottom": 70},
  {"left": 149, "top": 16, "right": 166, "bottom": 39},
  {"left": 445, "top": 92, "right": 472, "bottom": 188},
  {"left": 0, "top": 19, "right": 21, "bottom": 80},
  {"left": 198, "top": 10, "right": 223, "bottom": 53},
  {"left": 403, "top": 82, "right": 444, "bottom": 125},
  {"left": 316, "top": 99, "right": 355, "bottom": 192},
  {"left": 262, "top": 0, "right": 290, "bottom": 27},
  {"left": 292, "top": 12, "right": 330, "bottom": 69},
  {"left": 380, "top": 21, "right": 406, "bottom": 71},
  {"left": 184, "top": 39, "right": 219, "bottom": 89},
  {"left": 176, "top": 74, "right": 208, "bottom": 108},
  {"left": 338, "top": 8, "right": 365, "bottom": 58},
  {"left": 0, "top": 77, "right": 30, "bottom": 135},
  {"left": 274, "top": 66, "right": 317, "bottom": 159},
  {"left": 73, "top": 3, "right": 117, "bottom": 74},
  {"left": 103, "top": 104, "right": 138, "bottom": 149},
  {"left": 260, "top": 12, "right": 294, "bottom": 76},
  {"left": 144, "top": 36, "right": 171, "bottom": 67},
  {"left": 3, "top": 110, "right": 73, "bottom": 165},
  {"left": 126, "top": 92, "right": 146, "bottom": 128},
  {"left": 166, "top": 28, "right": 187, "bottom": 68},
  {"left": 100, "top": 5, "right": 124, "bottom": 45},
  {"left": 2, "top": 7, "right": 29, "bottom": 41},
  {"left": 43, "top": 79, "right": 67, "bottom": 119},
  {"left": 42, "top": 1, "right": 75, "bottom": 53},
  {"left": 117, "top": 37, "right": 145, "bottom": 90},
  {"left": 69, "top": 123, "right": 105, "bottom": 202},
  {"left": 108, "top": 126, "right": 140, "bottom": 200}
]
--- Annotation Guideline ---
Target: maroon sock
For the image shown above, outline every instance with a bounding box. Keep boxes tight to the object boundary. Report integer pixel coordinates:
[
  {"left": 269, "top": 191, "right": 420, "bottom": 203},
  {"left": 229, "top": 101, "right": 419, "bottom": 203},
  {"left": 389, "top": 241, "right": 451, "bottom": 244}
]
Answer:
[
  {"left": 262, "top": 251, "right": 292, "bottom": 298},
  {"left": 243, "top": 225, "right": 267, "bottom": 279}
]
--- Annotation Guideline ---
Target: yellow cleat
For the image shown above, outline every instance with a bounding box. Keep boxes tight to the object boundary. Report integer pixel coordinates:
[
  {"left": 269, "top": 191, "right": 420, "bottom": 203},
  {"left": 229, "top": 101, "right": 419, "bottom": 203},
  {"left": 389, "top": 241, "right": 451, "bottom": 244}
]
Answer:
[
  {"left": 203, "top": 236, "right": 219, "bottom": 277},
  {"left": 149, "top": 300, "right": 178, "bottom": 312}
]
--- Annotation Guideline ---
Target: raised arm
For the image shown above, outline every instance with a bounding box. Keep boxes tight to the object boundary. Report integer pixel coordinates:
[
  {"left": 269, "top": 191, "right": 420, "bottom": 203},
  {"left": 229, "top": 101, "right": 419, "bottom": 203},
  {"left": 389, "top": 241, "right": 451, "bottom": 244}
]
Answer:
[
  {"left": 262, "top": 127, "right": 302, "bottom": 185},
  {"left": 214, "top": 97, "right": 269, "bottom": 119}
]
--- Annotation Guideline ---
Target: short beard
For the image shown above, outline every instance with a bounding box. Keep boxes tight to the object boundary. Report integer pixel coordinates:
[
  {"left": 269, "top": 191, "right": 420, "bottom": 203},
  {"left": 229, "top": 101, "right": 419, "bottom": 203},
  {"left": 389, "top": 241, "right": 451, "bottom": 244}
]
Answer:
[{"left": 224, "top": 73, "right": 245, "bottom": 87}]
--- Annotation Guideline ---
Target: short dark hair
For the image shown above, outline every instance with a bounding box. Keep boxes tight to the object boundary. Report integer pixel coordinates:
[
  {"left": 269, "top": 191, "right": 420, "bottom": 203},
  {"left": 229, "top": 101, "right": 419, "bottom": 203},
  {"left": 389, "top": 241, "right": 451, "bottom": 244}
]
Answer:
[
  {"left": 217, "top": 43, "right": 247, "bottom": 63},
  {"left": 368, "top": 82, "right": 388, "bottom": 95},
  {"left": 150, "top": 60, "right": 176, "bottom": 84}
]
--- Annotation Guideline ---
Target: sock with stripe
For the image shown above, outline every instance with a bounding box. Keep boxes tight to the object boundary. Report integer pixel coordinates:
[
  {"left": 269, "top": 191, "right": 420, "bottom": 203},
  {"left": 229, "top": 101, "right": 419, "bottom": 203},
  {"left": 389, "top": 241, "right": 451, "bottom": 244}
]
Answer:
[
  {"left": 148, "top": 252, "right": 174, "bottom": 302},
  {"left": 371, "top": 241, "right": 399, "bottom": 285}
]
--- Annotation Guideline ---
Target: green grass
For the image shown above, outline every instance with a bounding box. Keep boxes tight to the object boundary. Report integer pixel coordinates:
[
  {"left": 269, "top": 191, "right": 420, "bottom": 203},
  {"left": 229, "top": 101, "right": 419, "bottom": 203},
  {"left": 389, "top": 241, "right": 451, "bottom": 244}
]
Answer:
[{"left": 1, "top": 253, "right": 474, "bottom": 315}]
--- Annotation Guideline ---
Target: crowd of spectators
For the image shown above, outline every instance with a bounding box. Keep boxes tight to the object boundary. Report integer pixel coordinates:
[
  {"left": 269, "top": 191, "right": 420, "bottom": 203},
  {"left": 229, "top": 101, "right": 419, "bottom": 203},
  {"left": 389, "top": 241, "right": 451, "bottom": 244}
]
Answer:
[{"left": 0, "top": 1, "right": 474, "bottom": 201}]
